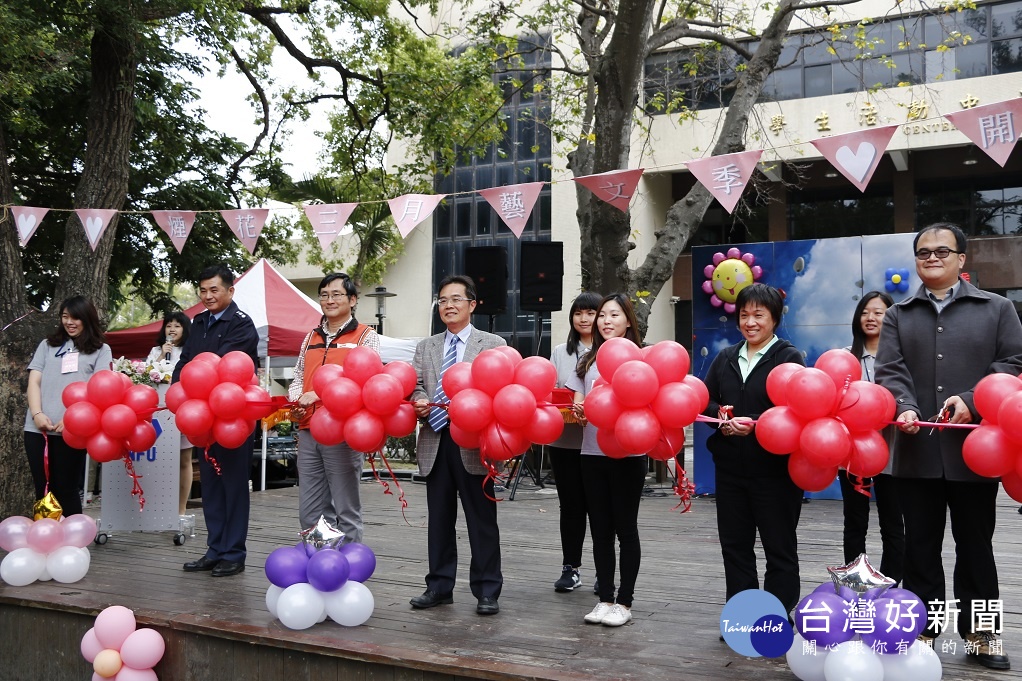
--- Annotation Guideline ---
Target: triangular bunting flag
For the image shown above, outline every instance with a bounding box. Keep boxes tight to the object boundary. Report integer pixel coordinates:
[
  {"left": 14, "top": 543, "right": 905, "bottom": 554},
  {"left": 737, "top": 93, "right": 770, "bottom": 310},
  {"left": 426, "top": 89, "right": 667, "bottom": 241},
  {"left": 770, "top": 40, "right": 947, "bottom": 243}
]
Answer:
[
  {"left": 478, "top": 182, "right": 544, "bottom": 238},
  {"left": 74, "top": 209, "right": 117, "bottom": 251},
  {"left": 304, "top": 203, "right": 358, "bottom": 250},
  {"left": 220, "top": 208, "right": 269, "bottom": 255},
  {"left": 944, "top": 98, "right": 1022, "bottom": 167},
  {"left": 151, "top": 210, "right": 197, "bottom": 254},
  {"left": 684, "top": 150, "right": 763, "bottom": 214},
  {"left": 573, "top": 169, "right": 644, "bottom": 212},
  {"left": 387, "top": 194, "right": 446, "bottom": 238},
  {"left": 810, "top": 126, "right": 899, "bottom": 192},
  {"left": 12, "top": 206, "right": 48, "bottom": 248}
]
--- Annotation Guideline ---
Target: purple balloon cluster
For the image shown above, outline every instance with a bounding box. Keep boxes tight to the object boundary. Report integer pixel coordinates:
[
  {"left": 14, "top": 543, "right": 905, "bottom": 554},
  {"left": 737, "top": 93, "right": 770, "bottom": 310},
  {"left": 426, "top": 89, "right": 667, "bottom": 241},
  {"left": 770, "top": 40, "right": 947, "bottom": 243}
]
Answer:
[
  {"left": 794, "top": 583, "right": 926, "bottom": 652},
  {"left": 265, "top": 542, "right": 376, "bottom": 590}
]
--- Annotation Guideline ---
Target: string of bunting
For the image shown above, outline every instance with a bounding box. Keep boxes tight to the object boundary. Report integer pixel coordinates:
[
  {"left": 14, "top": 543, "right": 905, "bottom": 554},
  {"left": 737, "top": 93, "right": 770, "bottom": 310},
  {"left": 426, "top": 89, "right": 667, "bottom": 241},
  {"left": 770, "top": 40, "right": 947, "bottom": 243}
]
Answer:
[{"left": 7, "top": 98, "right": 1019, "bottom": 253}]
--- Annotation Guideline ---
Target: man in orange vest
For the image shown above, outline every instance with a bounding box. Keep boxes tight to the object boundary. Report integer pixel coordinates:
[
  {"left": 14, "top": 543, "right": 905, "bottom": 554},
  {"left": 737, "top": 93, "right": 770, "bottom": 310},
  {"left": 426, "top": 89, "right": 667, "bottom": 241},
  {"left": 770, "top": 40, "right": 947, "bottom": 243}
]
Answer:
[{"left": 289, "top": 273, "right": 380, "bottom": 542}]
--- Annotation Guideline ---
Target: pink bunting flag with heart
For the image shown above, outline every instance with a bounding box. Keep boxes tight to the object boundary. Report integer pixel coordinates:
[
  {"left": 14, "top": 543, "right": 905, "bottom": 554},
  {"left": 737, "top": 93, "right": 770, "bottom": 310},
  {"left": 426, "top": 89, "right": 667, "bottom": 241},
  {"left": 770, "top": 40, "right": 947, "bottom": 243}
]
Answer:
[
  {"left": 387, "top": 194, "right": 447, "bottom": 238},
  {"left": 151, "top": 210, "right": 197, "bottom": 253},
  {"left": 684, "top": 150, "right": 763, "bottom": 214},
  {"left": 220, "top": 208, "right": 269, "bottom": 255},
  {"left": 478, "top": 182, "right": 544, "bottom": 237},
  {"left": 573, "top": 169, "right": 644, "bottom": 212},
  {"left": 74, "top": 209, "right": 118, "bottom": 251},
  {"left": 944, "top": 98, "right": 1022, "bottom": 167},
  {"left": 304, "top": 203, "right": 358, "bottom": 250},
  {"left": 810, "top": 125, "right": 899, "bottom": 192},
  {"left": 12, "top": 206, "right": 48, "bottom": 248}
]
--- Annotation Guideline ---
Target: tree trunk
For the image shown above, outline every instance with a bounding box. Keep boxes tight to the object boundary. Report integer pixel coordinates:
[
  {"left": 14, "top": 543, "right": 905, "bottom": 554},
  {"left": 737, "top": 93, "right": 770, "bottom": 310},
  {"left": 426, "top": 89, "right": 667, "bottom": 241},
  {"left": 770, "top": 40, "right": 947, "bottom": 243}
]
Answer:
[
  {"left": 0, "top": 123, "right": 42, "bottom": 518},
  {"left": 54, "top": 13, "right": 138, "bottom": 317}
]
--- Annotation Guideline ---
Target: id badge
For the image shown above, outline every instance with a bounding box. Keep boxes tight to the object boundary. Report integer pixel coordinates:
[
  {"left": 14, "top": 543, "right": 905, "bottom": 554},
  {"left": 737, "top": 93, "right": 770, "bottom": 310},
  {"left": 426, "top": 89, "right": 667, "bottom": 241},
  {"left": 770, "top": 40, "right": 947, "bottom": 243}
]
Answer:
[{"left": 61, "top": 351, "right": 79, "bottom": 374}]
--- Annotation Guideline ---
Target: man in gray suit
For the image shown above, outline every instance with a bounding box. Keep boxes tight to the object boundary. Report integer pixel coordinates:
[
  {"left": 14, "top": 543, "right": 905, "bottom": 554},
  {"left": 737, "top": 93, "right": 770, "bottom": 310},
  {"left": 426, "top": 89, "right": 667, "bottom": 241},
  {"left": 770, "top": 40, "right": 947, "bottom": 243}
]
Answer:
[
  {"left": 877, "top": 223, "right": 1022, "bottom": 670},
  {"left": 410, "top": 274, "right": 507, "bottom": 615}
]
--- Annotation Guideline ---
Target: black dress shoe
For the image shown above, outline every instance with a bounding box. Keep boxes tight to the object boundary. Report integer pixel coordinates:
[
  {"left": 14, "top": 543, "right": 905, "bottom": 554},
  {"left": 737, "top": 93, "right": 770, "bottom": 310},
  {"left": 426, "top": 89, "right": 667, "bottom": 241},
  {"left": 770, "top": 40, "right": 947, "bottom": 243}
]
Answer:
[
  {"left": 410, "top": 590, "right": 453, "bottom": 609},
  {"left": 183, "top": 556, "right": 219, "bottom": 572},
  {"left": 211, "top": 560, "right": 245, "bottom": 577},
  {"left": 477, "top": 597, "right": 499, "bottom": 615},
  {"left": 966, "top": 633, "right": 1011, "bottom": 670}
]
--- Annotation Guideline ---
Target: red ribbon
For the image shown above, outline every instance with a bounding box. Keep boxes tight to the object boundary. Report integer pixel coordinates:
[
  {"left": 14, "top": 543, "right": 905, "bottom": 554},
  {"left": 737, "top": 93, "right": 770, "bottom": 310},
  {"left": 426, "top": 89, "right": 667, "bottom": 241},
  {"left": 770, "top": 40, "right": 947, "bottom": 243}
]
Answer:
[
  {"left": 482, "top": 460, "right": 504, "bottom": 503},
  {"left": 366, "top": 451, "right": 411, "bottom": 526},
  {"left": 203, "top": 445, "right": 222, "bottom": 476},
  {"left": 851, "top": 473, "right": 873, "bottom": 498},
  {"left": 122, "top": 454, "right": 146, "bottom": 510},
  {"left": 672, "top": 465, "right": 696, "bottom": 513},
  {"left": 42, "top": 432, "right": 50, "bottom": 494}
]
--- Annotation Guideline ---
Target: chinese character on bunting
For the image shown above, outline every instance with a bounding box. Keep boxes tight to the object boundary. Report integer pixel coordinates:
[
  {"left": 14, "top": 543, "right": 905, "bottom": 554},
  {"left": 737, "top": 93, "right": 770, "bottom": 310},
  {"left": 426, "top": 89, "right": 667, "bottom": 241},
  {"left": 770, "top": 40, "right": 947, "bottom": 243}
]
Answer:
[
  {"left": 74, "top": 209, "right": 118, "bottom": 251},
  {"left": 478, "top": 182, "right": 544, "bottom": 237},
  {"left": 304, "top": 203, "right": 358, "bottom": 250},
  {"left": 151, "top": 210, "right": 197, "bottom": 254},
  {"left": 684, "top": 150, "right": 763, "bottom": 214},
  {"left": 12, "top": 206, "right": 49, "bottom": 248},
  {"left": 219, "top": 208, "right": 269, "bottom": 255},
  {"left": 387, "top": 194, "right": 446, "bottom": 238},
  {"left": 944, "top": 98, "right": 1022, "bottom": 166},
  {"left": 573, "top": 169, "right": 644, "bottom": 212},
  {"left": 810, "top": 126, "right": 899, "bottom": 192}
]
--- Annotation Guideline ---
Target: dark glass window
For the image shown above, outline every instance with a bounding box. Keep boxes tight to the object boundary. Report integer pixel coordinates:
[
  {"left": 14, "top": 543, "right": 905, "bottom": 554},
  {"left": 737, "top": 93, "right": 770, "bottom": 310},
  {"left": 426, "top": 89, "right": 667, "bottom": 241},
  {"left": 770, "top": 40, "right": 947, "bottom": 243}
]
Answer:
[
  {"left": 917, "top": 180, "right": 1022, "bottom": 236},
  {"left": 788, "top": 192, "right": 894, "bottom": 240}
]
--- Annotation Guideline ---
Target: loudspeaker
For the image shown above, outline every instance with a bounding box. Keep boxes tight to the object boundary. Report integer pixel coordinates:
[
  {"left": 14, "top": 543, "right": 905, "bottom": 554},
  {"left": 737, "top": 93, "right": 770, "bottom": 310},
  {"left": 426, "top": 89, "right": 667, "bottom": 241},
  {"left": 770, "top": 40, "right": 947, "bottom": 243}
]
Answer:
[
  {"left": 520, "top": 241, "right": 564, "bottom": 312},
  {"left": 464, "top": 246, "right": 508, "bottom": 315}
]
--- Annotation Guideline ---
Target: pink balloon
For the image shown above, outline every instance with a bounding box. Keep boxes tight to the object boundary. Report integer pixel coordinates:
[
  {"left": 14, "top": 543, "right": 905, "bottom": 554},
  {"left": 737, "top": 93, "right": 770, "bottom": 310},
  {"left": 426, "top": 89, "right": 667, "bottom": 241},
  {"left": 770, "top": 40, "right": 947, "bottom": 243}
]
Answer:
[
  {"left": 362, "top": 374, "right": 405, "bottom": 416},
  {"left": 344, "top": 411, "right": 387, "bottom": 453},
  {"left": 595, "top": 337, "right": 642, "bottom": 383},
  {"left": 651, "top": 382, "right": 700, "bottom": 429},
  {"left": 343, "top": 346, "right": 384, "bottom": 386},
  {"left": 61, "top": 514, "right": 99, "bottom": 549},
  {"left": 114, "top": 668, "right": 158, "bottom": 681},
  {"left": 526, "top": 406, "right": 564, "bottom": 445},
  {"left": 613, "top": 408, "right": 660, "bottom": 454},
  {"left": 471, "top": 350, "right": 516, "bottom": 397},
  {"left": 309, "top": 406, "right": 346, "bottom": 445},
  {"left": 0, "top": 516, "right": 33, "bottom": 552},
  {"left": 382, "top": 361, "right": 417, "bottom": 397},
  {"left": 682, "top": 375, "right": 710, "bottom": 412},
  {"left": 441, "top": 362, "right": 475, "bottom": 399},
  {"left": 382, "top": 403, "right": 417, "bottom": 438},
  {"left": 448, "top": 388, "right": 494, "bottom": 433},
  {"left": 514, "top": 356, "right": 558, "bottom": 400},
  {"left": 311, "top": 364, "right": 345, "bottom": 397},
  {"left": 493, "top": 345, "right": 523, "bottom": 366},
  {"left": 582, "top": 385, "right": 622, "bottom": 430},
  {"left": 94, "top": 605, "right": 136, "bottom": 650},
  {"left": 611, "top": 360, "right": 660, "bottom": 408},
  {"left": 320, "top": 377, "right": 364, "bottom": 419},
  {"left": 81, "top": 627, "right": 104, "bottom": 663},
  {"left": 119, "top": 628, "right": 166, "bottom": 671},
  {"left": 644, "top": 341, "right": 691, "bottom": 384},
  {"left": 217, "top": 350, "right": 256, "bottom": 385},
  {"left": 493, "top": 384, "right": 538, "bottom": 429},
  {"left": 28, "top": 517, "right": 65, "bottom": 554},
  {"left": 596, "top": 427, "right": 630, "bottom": 459},
  {"left": 62, "top": 381, "right": 90, "bottom": 408},
  {"left": 449, "top": 422, "right": 481, "bottom": 449}
]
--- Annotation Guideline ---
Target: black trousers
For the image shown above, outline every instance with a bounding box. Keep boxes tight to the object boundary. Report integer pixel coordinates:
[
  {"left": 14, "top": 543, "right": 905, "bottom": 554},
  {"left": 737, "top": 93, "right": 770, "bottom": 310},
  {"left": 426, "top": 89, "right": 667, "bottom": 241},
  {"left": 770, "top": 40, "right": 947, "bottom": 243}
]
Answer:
[
  {"left": 581, "top": 455, "right": 647, "bottom": 607},
  {"left": 549, "top": 446, "right": 588, "bottom": 568},
  {"left": 897, "top": 476, "right": 1000, "bottom": 637},
  {"left": 25, "top": 431, "right": 85, "bottom": 517},
  {"left": 198, "top": 438, "right": 253, "bottom": 563},
  {"left": 425, "top": 429, "right": 502, "bottom": 599},
  {"left": 715, "top": 469, "right": 803, "bottom": 613},
  {"left": 838, "top": 470, "right": 905, "bottom": 583}
]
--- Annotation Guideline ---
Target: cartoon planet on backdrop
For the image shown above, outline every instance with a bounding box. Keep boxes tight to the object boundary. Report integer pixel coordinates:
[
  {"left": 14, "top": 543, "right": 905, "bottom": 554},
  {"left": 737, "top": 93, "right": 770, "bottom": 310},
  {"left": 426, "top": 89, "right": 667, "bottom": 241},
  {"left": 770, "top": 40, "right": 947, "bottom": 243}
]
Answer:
[{"left": 702, "top": 247, "right": 763, "bottom": 314}]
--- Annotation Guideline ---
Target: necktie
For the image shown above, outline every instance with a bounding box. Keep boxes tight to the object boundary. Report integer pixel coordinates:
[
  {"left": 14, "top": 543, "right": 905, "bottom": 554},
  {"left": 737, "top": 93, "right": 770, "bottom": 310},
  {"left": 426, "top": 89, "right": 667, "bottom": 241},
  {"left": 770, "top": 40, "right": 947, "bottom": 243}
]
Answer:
[{"left": 428, "top": 337, "right": 459, "bottom": 431}]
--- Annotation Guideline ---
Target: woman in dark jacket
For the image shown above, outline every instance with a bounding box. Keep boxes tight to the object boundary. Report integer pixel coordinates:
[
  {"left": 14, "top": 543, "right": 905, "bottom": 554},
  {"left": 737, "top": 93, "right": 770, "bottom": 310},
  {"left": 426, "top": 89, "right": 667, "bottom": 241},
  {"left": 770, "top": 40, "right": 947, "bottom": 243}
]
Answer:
[{"left": 703, "top": 283, "right": 805, "bottom": 613}]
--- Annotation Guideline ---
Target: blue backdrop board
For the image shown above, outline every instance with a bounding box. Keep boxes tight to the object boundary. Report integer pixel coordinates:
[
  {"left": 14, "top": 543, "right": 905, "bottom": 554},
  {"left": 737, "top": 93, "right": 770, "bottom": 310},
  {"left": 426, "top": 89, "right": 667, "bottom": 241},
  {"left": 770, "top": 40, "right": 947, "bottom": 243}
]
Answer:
[{"left": 690, "top": 234, "right": 916, "bottom": 498}]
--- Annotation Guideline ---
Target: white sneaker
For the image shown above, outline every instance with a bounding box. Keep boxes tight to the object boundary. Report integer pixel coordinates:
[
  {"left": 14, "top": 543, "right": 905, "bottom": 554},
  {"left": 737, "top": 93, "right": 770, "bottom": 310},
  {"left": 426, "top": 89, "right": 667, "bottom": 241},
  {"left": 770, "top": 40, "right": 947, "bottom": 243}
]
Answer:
[
  {"left": 601, "top": 603, "right": 632, "bottom": 627},
  {"left": 584, "top": 602, "right": 613, "bottom": 624}
]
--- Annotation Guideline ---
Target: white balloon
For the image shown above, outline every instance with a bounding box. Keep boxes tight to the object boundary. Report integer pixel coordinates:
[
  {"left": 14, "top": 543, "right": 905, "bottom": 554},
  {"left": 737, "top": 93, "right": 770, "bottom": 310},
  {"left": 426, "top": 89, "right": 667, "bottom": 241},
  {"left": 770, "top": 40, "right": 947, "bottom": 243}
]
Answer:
[
  {"left": 879, "top": 640, "right": 942, "bottom": 681},
  {"left": 276, "top": 583, "right": 325, "bottom": 630},
  {"left": 0, "top": 547, "right": 46, "bottom": 586},
  {"left": 823, "top": 641, "right": 883, "bottom": 681},
  {"left": 37, "top": 565, "right": 53, "bottom": 582},
  {"left": 786, "top": 631, "right": 829, "bottom": 681},
  {"left": 324, "top": 581, "right": 374, "bottom": 627},
  {"left": 265, "top": 584, "right": 285, "bottom": 618},
  {"left": 46, "top": 545, "right": 91, "bottom": 583}
]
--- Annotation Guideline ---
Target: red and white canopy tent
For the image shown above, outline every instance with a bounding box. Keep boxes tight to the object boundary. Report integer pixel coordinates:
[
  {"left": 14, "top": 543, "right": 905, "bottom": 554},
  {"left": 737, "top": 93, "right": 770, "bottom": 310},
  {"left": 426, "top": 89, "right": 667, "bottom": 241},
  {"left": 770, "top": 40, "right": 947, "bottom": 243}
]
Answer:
[{"left": 107, "top": 258, "right": 417, "bottom": 490}]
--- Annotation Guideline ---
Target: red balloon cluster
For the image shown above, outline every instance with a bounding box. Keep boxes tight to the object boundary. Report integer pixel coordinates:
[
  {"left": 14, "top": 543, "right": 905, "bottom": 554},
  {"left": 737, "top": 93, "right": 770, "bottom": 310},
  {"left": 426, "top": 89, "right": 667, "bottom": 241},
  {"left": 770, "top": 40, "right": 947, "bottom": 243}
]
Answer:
[
  {"left": 307, "top": 347, "right": 419, "bottom": 452},
  {"left": 962, "top": 373, "right": 1022, "bottom": 500},
  {"left": 166, "top": 351, "right": 272, "bottom": 449},
  {"left": 61, "top": 371, "right": 160, "bottom": 463},
  {"left": 445, "top": 347, "right": 564, "bottom": 462},
  {"left": 583, "top": 338, "right": 707, "bottom": 461},
  {"left": 755, "top": 349, "right": 896, "bottom": 492}
]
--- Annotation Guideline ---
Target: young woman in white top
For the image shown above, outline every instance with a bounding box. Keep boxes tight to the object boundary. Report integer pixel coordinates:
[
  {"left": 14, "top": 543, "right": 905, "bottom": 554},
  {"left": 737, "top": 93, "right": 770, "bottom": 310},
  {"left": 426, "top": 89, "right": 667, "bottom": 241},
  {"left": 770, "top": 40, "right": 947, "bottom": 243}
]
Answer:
[{"left": 147, "top": 311, "right": 193, "bottom": 515}]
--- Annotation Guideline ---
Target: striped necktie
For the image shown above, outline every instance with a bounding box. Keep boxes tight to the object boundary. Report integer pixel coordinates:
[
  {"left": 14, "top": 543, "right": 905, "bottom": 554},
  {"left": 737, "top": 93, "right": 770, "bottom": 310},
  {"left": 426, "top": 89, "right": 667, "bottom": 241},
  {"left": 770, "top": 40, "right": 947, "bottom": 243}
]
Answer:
[{"left": 428, "top": 337, "right": 460, "bottom": 432}]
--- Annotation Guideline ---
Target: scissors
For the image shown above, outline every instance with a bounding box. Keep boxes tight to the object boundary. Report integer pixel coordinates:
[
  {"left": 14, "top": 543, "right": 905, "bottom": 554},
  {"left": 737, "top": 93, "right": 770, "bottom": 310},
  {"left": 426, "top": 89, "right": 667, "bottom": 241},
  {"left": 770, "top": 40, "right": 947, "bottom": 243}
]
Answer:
[{"left": 929, "top": 405, "right": 951, "bottom": 435}]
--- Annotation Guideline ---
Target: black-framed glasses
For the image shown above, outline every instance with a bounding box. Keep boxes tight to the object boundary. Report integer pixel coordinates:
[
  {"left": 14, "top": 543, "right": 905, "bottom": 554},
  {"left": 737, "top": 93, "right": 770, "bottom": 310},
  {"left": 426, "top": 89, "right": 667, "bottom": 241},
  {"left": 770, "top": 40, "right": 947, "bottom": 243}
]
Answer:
[{"left": 914, "top": 247, "right": 961, "bottom": 260}]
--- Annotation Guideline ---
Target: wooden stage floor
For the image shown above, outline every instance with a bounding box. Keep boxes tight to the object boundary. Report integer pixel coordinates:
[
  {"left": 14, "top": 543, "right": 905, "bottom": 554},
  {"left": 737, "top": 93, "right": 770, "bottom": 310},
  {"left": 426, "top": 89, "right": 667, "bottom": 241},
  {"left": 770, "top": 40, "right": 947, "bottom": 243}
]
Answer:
[{"left": 3, "top": 468, "right": 1022, "bottom": 680}]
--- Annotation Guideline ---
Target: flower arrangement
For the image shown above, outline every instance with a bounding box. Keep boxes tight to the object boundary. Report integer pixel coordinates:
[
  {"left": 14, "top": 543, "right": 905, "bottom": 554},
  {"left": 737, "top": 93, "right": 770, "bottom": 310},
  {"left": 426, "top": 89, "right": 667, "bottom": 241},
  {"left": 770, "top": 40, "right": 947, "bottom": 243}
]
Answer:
[{"left": 112, "top": 356, "right": 173, "bottom": 386}]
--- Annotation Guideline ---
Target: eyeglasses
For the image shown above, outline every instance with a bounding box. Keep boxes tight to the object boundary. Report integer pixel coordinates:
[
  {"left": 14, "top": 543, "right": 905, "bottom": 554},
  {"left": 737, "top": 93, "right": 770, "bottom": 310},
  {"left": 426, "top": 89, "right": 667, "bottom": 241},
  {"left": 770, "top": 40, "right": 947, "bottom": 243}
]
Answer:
[
  {"left": 915, "top": 247, "right": 961, "bottom": 260},
  {"left": 437, "top": 296, "right": 474, "bottom": 307},
  {"left": 319, "top": 293, "right": 350, "bottom": 301}
]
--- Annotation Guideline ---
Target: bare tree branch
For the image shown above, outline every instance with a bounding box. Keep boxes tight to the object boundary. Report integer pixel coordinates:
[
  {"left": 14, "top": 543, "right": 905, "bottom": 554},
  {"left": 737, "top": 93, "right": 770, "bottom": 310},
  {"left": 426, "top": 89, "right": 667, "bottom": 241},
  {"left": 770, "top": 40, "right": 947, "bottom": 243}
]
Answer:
[{"left": 224, "top": 44, "right": 269, "bottom": 201}]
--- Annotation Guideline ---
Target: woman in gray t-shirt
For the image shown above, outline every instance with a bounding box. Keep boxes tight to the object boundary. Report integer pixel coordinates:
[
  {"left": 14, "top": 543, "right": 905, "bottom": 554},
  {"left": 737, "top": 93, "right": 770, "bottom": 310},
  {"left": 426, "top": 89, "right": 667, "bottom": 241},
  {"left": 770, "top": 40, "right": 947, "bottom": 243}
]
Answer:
[{"left": 25, "top": 296, "right": 111, "bottom": 516}]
